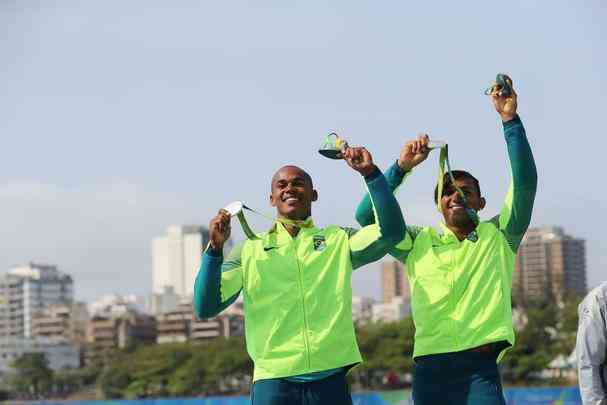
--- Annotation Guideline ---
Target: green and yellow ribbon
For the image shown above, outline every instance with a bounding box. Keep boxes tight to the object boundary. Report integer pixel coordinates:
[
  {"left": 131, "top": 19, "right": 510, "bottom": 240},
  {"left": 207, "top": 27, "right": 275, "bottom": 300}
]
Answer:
[
  {"left": 435, "top": 143, "right": 479, "bottom": 225},
  {"left": 236, "top": 204, "right": 313, "bottom": 240}
]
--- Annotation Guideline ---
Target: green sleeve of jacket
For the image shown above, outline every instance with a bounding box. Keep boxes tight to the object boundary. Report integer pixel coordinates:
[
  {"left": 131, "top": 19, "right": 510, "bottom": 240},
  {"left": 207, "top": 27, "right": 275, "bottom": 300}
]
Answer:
[
  {"left": 345, "top": 167, "right": 406, "bottom": 270},
  {"left": 355, "top": 161, "right": 408, "bottom": 226},
  {"left": 193, "top": 242, "right": 244, "bottom": 319},
  {"left": 490, "top": 115, "right": 538, "bottom": 251},
  {"left": 354, "top": 162, "right": 418, "bottom": 264}
]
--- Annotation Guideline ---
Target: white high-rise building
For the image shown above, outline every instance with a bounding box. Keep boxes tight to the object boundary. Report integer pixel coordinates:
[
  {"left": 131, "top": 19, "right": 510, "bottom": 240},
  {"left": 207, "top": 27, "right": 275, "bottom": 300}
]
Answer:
[
  {"left": 148, "top": 286, "right": 181, "bottom": 315},
  {"left": 372, "top": 297, "right": 410, "bottom": 323},
  {"left": 88, "top": 294, "right": 143, "bottom": 317},
  {"left": 0, "top": 263, "right": 73, "bottom": 339},
  {"left": 152, "top": 225, "right": 209, "bottom": 297},
  {"left": 352, "top": 296, "right": 375, "bottom": 325}
]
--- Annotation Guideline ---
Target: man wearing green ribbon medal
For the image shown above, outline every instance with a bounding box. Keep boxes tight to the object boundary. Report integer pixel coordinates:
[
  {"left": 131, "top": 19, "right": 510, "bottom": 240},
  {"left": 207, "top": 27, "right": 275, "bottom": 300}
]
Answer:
[
  {"left": 194, "top": 146, "right": 405, "bottom": 405},
  {"left": 355, "top": 76, "right": 537, "bottom": 404}
]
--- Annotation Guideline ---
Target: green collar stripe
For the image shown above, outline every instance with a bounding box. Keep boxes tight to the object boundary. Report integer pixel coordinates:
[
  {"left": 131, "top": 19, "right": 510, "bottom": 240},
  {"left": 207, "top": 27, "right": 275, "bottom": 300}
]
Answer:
[{"left": 235, "top": 204, "right": 314, "bottom": 240}]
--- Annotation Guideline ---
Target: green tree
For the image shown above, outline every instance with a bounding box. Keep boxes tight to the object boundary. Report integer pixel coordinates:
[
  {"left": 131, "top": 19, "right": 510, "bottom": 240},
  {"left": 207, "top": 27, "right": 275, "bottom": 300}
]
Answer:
[
  {"left": 206, "top": 337, "right": 251, "bottom": 393},
  {"left": 353, "top": 318, "right": 415, "bottom": 389},
  {"left": 53, "top": 366, "right": 100, "bottom": 397},
  {"left": 97, "top": 365, "right": 132, "bottom": 399},
  {"left": 168, "top": 337, "right": 251, "bottom": 396},
  {"left": 9, "top": 353, "right": 53, "bottom": 398},
  {"left": 168, "top": 351, "right": 209, "bottom": 396},
  {"left": 503, "top": 303, "right": 558, "bottom": 382},
  {"left": 554, "top": 295, "right": 582, "bottom": 357},
  {"left": 122, "top": 343, "right": 193, "bottom": 398}
]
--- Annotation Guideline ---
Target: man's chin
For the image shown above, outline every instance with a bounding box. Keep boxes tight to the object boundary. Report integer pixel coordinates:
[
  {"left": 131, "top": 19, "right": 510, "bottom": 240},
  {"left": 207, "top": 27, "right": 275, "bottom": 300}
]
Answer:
[
  {"left": 278, "top": 208, "right": 307, "bottom": 221},
  {"left": 446, "top": 213, "right": 474, "bottom": 228}
]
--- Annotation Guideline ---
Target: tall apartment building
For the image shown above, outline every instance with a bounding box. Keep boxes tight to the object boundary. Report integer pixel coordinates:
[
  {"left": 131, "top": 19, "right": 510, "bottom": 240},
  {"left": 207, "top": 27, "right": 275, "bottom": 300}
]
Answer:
[
  {"left": 373, "top": 261, "right": 412, "bottom": 322},
  {"left": 381, "top": 260, "right": 410, "bottom": 303},
  {"left": 31, "top": 302, "right": 89, "bottom": 345},
  {"left": 85, "top": 311, "right": 156, "bottom": 365},
  {"left": 513, "top": 227, "right": 586, "bottom": 304},
  {"left": 156, "top": 302, "right": 191, "bottom": 344},
  {"left": 191, "top": 315, "right": 243, "bottom": 341},
  {"left": 156, "top": 302, "right": 244, "bottom": 344},
  {"left": 152, "top": 225, "right": 210, "bottom": 297},
  {"left": 0, "top": 263, "right": 73, "bottom": 339}
]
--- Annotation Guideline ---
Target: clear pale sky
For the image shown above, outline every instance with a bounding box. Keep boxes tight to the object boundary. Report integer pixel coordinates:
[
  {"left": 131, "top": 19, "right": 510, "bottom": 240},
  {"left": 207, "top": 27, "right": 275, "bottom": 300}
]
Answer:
[{"left": 1, "top": 1, "right": 605, "bottom": 302}]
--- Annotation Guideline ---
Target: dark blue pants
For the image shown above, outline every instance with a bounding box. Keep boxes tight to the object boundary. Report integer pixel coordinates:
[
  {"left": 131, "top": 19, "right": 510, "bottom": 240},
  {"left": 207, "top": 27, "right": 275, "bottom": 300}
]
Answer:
[
  {"left": 412, "top": 350, "right": 507, "bottom": 405},
  {"left": 251, "top": 371, "right": 353, "bottom": 405}
]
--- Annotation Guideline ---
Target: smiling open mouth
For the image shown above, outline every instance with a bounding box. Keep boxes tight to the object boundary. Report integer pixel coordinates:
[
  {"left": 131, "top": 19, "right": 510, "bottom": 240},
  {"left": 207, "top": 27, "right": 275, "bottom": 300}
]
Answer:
[{"left": 282, "top": 195, "right": 300, "bottom": 203}]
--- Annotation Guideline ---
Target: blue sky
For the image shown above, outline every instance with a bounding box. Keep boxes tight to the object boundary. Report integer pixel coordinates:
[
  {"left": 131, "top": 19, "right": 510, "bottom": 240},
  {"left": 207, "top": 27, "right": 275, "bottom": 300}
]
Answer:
[{"left": 1, "top": 1, "right": 605, "bottom": 301}]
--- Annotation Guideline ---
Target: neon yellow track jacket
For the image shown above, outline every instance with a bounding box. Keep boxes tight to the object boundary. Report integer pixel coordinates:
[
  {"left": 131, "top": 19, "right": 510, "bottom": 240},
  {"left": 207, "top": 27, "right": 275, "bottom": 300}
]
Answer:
[
  {"left": 194, "top": 168, "right": 405, "bottom": 381},
  {"left": 355, "top": 116, "right": 537, "bottom": 361}
]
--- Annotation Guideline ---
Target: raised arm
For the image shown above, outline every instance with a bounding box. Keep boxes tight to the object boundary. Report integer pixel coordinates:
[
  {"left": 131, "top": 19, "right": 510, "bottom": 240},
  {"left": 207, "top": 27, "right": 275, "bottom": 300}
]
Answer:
[
  {"left": 489, "top": 77, "right": 538, "bottom": 251},
  {"left": 354, "top": 135, "right": 431, "bottom": 263},
  {"left": 355, "top": 163, "right": 408, "bottom": 227},
  {"left": 193, "top": 210, "right": 243, "bottom": 319},
  {"left": 341, "top": 147, "right": 405, "bottom": 269},
  {"left": 354, "top": 134, "right": 429, "bottom": 227}
]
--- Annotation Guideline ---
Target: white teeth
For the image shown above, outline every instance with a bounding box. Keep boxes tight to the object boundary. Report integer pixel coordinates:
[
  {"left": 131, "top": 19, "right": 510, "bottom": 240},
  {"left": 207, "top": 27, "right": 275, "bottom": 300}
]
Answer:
[{"left": 285, "top": 197, "right": 298, "bottom": 202}]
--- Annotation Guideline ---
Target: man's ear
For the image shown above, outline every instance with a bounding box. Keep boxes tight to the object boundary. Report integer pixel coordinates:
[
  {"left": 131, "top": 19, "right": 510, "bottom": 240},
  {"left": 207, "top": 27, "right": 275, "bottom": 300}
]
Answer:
[
  {"left": 479, "top": 197, "right": 486, "bottom": 211},
  {"left": 270, "top": 193, "right": 277, "bottom": 207},
  {"left": 312, "top": 189, "right": 318, "bottom": 202}
]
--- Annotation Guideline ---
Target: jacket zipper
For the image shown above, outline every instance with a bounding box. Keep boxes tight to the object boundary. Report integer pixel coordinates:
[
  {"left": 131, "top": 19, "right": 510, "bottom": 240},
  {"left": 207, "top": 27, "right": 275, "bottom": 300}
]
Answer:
[
  {"left": 450, "top": 245, "right": 459, "bottom": 348},
  {"left": 293, "top": 243, "right": 312, "bottom": 369}
]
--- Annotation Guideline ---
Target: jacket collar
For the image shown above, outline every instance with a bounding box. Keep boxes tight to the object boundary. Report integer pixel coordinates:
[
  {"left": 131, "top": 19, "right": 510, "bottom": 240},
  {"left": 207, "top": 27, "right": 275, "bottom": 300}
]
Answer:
[
  {"left": 264, "top": 217, "right": 317, "bottom": 248},
  {"left": 439, "top": 222, "right": 479, "bottom": 243}
]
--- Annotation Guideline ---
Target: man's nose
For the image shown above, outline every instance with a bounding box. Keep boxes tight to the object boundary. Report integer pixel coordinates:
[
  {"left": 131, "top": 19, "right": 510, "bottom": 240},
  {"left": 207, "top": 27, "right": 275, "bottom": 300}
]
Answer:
[{"left": 452, "top": 191, "right": 463, "bottom": 202}]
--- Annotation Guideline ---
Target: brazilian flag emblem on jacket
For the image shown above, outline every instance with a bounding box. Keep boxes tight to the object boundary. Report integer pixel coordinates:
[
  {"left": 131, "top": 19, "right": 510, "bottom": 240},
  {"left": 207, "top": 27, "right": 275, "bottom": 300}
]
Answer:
[{"left": 313, "top": 235, "right": 326, "bottom": 251}]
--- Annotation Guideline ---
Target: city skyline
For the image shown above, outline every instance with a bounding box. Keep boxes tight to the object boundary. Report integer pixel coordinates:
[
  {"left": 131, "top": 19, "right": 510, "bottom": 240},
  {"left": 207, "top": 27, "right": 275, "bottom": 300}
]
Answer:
[
  {"left": 1, "top": 223, "right": 590, "bottom": 306},
  {"left": 2, "top": 2, "right": 605, "bottom": 302}
]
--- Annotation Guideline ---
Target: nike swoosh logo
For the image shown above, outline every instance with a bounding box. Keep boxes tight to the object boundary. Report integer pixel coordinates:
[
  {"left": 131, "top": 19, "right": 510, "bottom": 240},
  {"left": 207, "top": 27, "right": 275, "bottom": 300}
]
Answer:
[{"left": 263, "top": 246, "right": 277, "bottom": 251}]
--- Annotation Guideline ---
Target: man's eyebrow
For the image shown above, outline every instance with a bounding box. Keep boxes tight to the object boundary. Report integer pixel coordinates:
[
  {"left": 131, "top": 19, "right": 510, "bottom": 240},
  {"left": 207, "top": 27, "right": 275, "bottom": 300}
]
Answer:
[{"left": 277, "top": 176, "right": 306, "bottom": 182}]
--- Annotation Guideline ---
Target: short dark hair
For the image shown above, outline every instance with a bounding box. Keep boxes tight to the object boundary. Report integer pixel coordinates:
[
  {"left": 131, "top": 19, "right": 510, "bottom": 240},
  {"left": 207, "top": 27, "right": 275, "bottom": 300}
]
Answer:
[
  {"left": 271, "top": 165, "right": 314, "bottom": 190},
  {"left": 434, "top": 170, "right": 481, "bottom": 203}
]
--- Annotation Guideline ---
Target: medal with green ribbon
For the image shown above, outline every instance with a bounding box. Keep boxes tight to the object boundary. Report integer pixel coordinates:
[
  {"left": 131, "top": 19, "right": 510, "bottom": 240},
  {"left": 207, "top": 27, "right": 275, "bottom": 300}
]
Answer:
[
  {"left": 223, "top": 201, "right": 313, "bottom": 240},
  {"left": 484, "top": 73, "right": 512, "bottom": 97},
  {"left": 318, "top": 132, "right": 349, "bottom": 159},
  {"left": 432, "top": 141, "right": 479, "bottom": 225},
  {"left": 318, "top": 132, "right": 478, "bottom": 224}
]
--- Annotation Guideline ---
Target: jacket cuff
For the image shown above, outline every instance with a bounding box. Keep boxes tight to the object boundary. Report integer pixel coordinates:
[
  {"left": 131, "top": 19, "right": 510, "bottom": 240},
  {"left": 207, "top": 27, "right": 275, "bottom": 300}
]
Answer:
[
  {"left": 502, "top": 114, "right": 522, "bottom": 130},
  {"left": 363, "top": 166, "right": 382, "bottom": 182},
  {"left": 204, "top": 243, "right": 223, "bottom": 258}
]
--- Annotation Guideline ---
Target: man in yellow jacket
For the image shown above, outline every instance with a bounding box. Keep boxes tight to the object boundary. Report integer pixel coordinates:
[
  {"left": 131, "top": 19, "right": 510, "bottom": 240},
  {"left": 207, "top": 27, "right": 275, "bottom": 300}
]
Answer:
[
  {"left": 356, "top": 76, "right": 537, "bottom": 404},
  {"left": 194, "top": 146, "right": 405, "bottom": 405}
]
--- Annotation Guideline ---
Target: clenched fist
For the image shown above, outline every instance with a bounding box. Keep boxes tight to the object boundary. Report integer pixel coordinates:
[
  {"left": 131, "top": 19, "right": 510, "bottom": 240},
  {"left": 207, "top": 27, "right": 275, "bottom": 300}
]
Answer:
[
  {"left": 209, "top": 209, "right": 231, "bottom": 251},
  {"left": 397, "top": 133, "right": 431, "bottom": 172},
  {"left": 343, "top": 147, "right": 376, "bottom": 177},
  {"left": 490, "top": 75, "right": 518, "bottom": 122}
]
